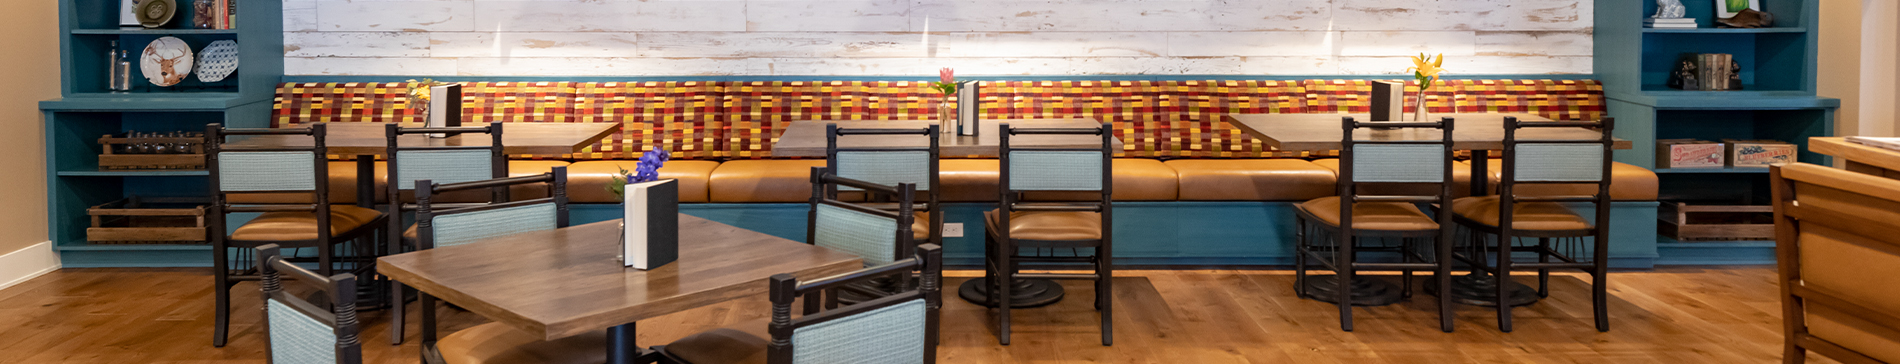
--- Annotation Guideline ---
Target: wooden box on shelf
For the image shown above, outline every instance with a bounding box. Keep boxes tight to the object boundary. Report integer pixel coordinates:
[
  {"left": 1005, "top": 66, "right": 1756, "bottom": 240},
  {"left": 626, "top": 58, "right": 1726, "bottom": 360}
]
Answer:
[
  {"left": 87, "top": 196, "right": 206, "bottom": 245},
  {"left": 1658, "top": 202, "right": 1773, "bottom": 241},
  {"left": 97, "top": 133, "right": 204, "bottom": 170}
]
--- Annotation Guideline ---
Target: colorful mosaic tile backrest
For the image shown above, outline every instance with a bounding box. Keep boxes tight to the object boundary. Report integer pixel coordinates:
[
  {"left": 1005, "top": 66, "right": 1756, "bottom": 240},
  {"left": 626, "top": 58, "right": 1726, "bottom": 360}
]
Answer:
[{"left": 272, "top": 79, "right": 1602, "bottom": 159}]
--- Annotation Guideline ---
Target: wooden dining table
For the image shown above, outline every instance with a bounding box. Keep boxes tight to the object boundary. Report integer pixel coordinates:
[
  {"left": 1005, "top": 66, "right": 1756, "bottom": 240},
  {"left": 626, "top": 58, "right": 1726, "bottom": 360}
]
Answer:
[
  {"left": 1810, "top": 137, "right": 1900, "bottom": 179},
  {"left": 771, "top": 118, "right": 1123, "bottom": 157},
  {"left": 377, "top": 215, "right": 862, "bottom": 364}
]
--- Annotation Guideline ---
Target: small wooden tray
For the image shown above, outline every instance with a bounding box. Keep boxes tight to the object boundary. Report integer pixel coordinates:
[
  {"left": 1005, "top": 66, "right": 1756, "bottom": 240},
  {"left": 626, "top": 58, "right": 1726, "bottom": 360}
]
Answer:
[
  {"left": 98, "top": 135, "right": 205, "bottom": 170},
  {"left": 87, "top": 196, "right": 207, "bottom": 244},
  {"left": 1659, "top": 202, "right": 1773, "bottom": 241}
]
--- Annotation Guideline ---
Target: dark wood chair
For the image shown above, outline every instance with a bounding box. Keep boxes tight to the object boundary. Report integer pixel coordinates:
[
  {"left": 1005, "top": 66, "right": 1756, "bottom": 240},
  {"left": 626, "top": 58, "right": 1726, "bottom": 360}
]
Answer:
[
  {"left": 385, "top": 122, "right": 507, "bottom": 345},
  {"left": 1450, "top": 116, "right": 1616, "bottom": 332},
  {"left": 256, "top": 244, "right": 363, "bottom": 364},
  {"left": 824, "top": 123, "right": 941, "bottom": 248},
  {"left": 208, "top": 123, "right": 387, "bottom": 347},
  {"left": 406, "top": 167, "right": 605, "bottom": 364},
  {"left": 984, "top": 122, "right": 1114, "bottom": 346},
  {"left": 805, "top": 167, "right": 919, "bottom": 308},
  {"left": 1293, "top": 116, "right": 1457, "bottom": 332},
  {"left": 1771, "top": 163, "right": 1900, "bottom": 363},
  {"left": 659, "top": 244, "right": 943, "bottom": 364}
]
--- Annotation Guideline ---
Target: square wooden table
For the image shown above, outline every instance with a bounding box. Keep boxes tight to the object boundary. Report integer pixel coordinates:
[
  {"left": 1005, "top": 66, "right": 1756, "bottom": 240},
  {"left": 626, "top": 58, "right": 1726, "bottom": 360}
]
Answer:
[
  {"left": 378, "top": 215, "right": 862, "bottom": 364},
  {"left": 1810, "top": 137, "right": 1900, "bottom": 179},
  {"left": 771, "top": 118, "right": 1123, "bottom": 157}
]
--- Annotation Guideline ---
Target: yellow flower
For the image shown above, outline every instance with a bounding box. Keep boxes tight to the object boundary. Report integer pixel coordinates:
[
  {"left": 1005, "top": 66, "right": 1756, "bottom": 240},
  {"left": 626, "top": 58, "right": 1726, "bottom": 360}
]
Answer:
[{"left": 1406, "top": 53, "right": 1446, "bottom": 90}]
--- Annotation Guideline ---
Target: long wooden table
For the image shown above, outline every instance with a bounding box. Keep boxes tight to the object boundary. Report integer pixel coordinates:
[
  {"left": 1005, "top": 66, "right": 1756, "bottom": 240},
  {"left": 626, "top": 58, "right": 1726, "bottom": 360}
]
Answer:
[
  {"left": 222, "top": 122, "right": 623, "bottom": 156},
  {"left": 1810, "top": 137, "right": 1900, "bottom": 179},
  {"left": 772, "top": 118, "right": 1122, "bottom": 157},
  {"left": 378, "top": 216, "right": 862, "bottom": 363}
]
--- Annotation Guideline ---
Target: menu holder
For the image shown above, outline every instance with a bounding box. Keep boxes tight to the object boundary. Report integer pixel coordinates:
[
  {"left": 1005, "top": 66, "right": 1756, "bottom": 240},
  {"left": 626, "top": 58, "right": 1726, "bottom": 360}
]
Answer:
[
  {"left": 426, "top": 84, "right": 462, "bottom": 138},
  {"left": 623, "top": 179, "right": 679, "bottom": 270},
  {"left": 957, "top": 80, "right": 981, "bottom": 136},
  {"left": 1370, "top": 80, "right": 1405, "bottom": 122}
]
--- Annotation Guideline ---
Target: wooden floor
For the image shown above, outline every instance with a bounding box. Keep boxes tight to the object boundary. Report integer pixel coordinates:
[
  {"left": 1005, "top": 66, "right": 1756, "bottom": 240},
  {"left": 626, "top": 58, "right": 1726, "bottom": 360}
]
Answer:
[{"left": 0, "top": 267, "right": 1831, "bottom": 364}]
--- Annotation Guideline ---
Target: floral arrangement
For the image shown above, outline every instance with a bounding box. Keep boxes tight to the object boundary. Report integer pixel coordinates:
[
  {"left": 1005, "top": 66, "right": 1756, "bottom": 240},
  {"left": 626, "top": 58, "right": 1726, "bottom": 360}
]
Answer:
[
  {"left": 928, "top": 68, "right": 958, "bottom": 97},
  {"left": 607, "top": 146, "right": 671, "bottom": 200},
  {"left": 405, "top": 78, "right": 454, "bottom": 104},
  {"left": 1407, "top": 53, "right": 1446, "bottom": 90}
]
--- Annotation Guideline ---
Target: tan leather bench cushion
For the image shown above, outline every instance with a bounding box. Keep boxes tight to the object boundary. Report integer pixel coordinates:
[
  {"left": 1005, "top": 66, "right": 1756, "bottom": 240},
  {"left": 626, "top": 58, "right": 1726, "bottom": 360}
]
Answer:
[
  {"left": 1165, "top": 159, "right": 1337, "bottom": 201},
  {"left": 663, "top": 318, "right": 769, "bottom": 364},
  {"left": 984, "top": 209, "right": 1103, "bottom": 241},
  {"left": 436, "top": 322, "right": 607, "bottom": 364},
  {"left": 710, "top": 160, "right": 829, "bottom": 202},
  {"left": 229, "top": 205, "right": 382, "bottom": 241},
  {"left": 1296, "top": 196, "right": 1438, "bottom": 231},
  {"left": 1311, "top": 159, "right": 1473, "bottom": 198},
  {"left": 941, "top": 159, "right": 1000, "bottom": 202},
  {"left": 568, "top": 160, "right": 718, "bottom": 203},
  {"left": 1023, "top": 158, "right": 1179, "bottom": 201},
  {"left": 1450, "top": 196, "right": 1591, "bottom": 231},
  {"left": 406, "top": 160, "right": 571, "bottom": 204},
  {"left": 1479, "top": 160, "right": 1658, "bottom": 201}
]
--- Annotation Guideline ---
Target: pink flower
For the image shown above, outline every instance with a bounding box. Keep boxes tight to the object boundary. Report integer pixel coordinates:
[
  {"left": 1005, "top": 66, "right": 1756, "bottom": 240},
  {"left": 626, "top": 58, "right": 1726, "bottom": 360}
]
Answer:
[{"left": 939, "top": 68, "right": 954, "bottom": 83}]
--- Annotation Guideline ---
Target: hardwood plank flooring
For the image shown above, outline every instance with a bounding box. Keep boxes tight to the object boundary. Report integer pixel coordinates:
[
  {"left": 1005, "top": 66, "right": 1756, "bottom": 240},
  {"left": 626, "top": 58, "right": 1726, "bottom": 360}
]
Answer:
[{"left": 0, "top": 267, "right": 1835, "bottom": 364}]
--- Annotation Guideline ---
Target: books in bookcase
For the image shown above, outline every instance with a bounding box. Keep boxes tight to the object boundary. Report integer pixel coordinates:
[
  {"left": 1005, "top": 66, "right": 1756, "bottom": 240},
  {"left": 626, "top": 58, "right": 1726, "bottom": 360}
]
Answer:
[{"left": 622, "top": 179, "right": 679, "bottom": 270}]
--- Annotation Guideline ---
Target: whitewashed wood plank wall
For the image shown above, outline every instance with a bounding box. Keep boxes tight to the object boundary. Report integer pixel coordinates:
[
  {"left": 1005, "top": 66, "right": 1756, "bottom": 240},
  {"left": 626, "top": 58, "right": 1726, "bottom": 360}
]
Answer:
[{"left": 282, "top": 0, "right": 1593, "bottom": 76}]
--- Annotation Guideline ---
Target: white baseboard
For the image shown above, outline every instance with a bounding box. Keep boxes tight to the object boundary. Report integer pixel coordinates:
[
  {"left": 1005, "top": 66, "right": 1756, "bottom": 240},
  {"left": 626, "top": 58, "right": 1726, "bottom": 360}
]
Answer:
[{"left": 0, "top": 241, "right": 60, "bottom": 291}]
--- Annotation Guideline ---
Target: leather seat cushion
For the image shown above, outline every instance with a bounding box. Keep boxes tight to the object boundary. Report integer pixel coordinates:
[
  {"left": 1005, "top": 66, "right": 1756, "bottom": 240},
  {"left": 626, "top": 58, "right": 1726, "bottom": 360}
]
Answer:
[
  {"left": 1296, "top": 196, "right": 1438, "bottom": 231},
  {"left": 940, "top": 159, "right": 1000, "bottom": 202},
  {"left": 1165, "top": 159, "right": 1337, "bottom": 201},
  {"left": 983, "top": 209, "right": 1103, "bottom": 241},
  {"left": 227, "top": 161, "right": 387, "bottom": 204},
  {"left": 436, "top": 322, "right": 608, "bottom": 364},
  {"left": 1479, "top": 160, "right": 1658, "bottom": 201},
  {"left": 1024, "top": 159, "right": 1179, "bottom": 201},
  {"left": 1312, "top": 159, "right": 1473, "bottom": 198},
  {"left": 709, "top": 160, "right": 829, "bottom": 202},
  {"left": 664, "top": 318, "right": 770, "bottom": 364},
  {"left": 1450, "top": 196, "right": 1591, "bottom": 231},
  {"left": 230, "top": 205, "right": 383, "bottom": 241},
  {"left": 913, "top": 211, "right": 930, "bottom": 240},
  {"left": 569, "top": 160, "right": 719, "bottom": 203}
]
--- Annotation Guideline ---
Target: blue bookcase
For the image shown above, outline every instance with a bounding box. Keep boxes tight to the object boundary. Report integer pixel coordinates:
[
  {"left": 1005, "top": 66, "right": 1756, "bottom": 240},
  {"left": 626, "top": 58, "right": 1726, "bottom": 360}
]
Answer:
[
  {"left": 39, "top": 0, "right": 281, "bottom": 267},
  {"left": 1595, "top": 0, "right": 1837, "bottom": 262}
]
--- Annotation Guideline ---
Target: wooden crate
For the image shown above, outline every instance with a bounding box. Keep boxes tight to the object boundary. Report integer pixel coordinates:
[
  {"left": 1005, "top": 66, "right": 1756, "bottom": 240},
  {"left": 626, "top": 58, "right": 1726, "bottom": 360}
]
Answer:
[
  {"left": 1658, "top": 202, "right": 1774, "bottom": 241},
  {"left": 98, "top": 134, "right": 204, "bottom": 170},
  {"left": 87, "top": 197, "right": 207, "bottom": 244}
]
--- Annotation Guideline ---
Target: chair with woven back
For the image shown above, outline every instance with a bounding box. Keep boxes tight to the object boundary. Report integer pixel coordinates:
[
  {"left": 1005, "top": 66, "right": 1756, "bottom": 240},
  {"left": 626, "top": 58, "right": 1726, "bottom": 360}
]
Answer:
[
  {"left": 406, "top": 167, "right": 605, "bottom": 364},
  {"left": 1292, "top": 116, "right": 1457, "bottom": 332},
  {"left": 825, "top": 123, "right": 941, "bottom": 249},
  {"left": 1449, "top": 116, "right": 1617, "bottom": 332},
  {"left": 984, "top": 122, "right": 1115, "bottom": 346},
  {"left": 384, "top": 122, "right": 509, "bottom": 344},
  {"left": 804, "top": 167, "right": 920, "bottom": 309},
  {"left": 256, "top": 244, "right": 364, "bottom": 364},
  {"left": 1771, "top": 162, "right": 1900, "bottom": 363},
  {"left": 207, "top": 123, "right": 387, "bottom": 348},
  {"left": 659, "top": 243, "right": 944, "bottom": 364}
]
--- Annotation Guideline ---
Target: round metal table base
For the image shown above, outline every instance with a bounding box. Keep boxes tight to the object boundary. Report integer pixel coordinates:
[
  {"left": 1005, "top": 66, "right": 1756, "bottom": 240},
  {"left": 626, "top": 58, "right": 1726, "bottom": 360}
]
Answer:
[
  {"left": 1424, "top": 273, "right": 1540, "bottom": 307},
  {"left": 1297, "top": 275, "right": 1406, "bottom": 306},
  {"left": 958, "top": 278, "right": 1065, "bottom": 308}
]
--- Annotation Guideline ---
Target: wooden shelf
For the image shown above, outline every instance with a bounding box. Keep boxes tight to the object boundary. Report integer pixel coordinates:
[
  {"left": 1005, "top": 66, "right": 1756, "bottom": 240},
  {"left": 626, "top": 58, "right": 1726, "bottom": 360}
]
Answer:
[
  {"left": 1641, "top": 27, "right": 1806, "bottom": 34},
  {"left": 1653, "top": 167, "right": 1773, "bottom": 174},
  {"left": 56, "top": 169, "right": 207, "bottom": 177},
  {"left": 71, "top": 28, "right": 239, "bottom": 35}
]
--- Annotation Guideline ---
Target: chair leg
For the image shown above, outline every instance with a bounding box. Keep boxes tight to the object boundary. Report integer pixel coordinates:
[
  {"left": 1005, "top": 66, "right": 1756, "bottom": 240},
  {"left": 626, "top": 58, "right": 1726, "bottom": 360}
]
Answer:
[
  {"left": 997, "top": 240, "right": 1012, "bottom": 346},
  {"left": 389, "top": 281, "right": 406, "bottom": 345},
  {"left": 1438, "top": 232, "right": 1455, "bottom": 333},
  {"left": 1337, "top": 235, "right": 1354, "bottom": 332},
  {"left": 1401, "top": 238, "right": 1414, "bottom": 299},
  {"left": 1097, "top": 249, "right": 1113, "bottom": 346},
  {"left": 1496, "top": 235, "right": 1514, "bottom": 333},
  {"left": 212, "top": 246, "right": 230, "bottom": 348},
  {"left": 1293, "top": 218, "right": 1308, "bottom": 299},
  {"left": 1537, "top": 238, "right": 1551, "bottom": 298},
  {"left": 1594, "top": 260, "right": 1610, "bottom": 332}
]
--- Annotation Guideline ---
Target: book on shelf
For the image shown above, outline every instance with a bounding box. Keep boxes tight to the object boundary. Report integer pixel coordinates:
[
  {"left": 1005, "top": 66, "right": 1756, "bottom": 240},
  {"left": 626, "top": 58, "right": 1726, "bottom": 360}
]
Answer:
[
  {"left": 1646, "top": 17, "right": 1696, "bottom": 28},
  {"left": 1847, "top": 136, "right": 1900, "bottom": 152}
]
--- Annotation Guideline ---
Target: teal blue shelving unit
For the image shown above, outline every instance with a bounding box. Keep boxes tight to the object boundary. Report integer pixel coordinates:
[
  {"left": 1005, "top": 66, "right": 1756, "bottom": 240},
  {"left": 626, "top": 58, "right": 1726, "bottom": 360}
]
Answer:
[
  {"left": 40, "top": 0, "right": 282, "bottom": 267},
  {"left": 1596, "top": 0, "right": 1836, "bottom": 255}
]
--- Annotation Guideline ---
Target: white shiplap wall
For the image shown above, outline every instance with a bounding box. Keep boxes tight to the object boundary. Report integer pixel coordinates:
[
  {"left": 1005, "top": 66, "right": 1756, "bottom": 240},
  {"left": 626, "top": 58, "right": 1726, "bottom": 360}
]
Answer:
[{"left": 282, "top": 0, "right": 1593, "bottom": 76}]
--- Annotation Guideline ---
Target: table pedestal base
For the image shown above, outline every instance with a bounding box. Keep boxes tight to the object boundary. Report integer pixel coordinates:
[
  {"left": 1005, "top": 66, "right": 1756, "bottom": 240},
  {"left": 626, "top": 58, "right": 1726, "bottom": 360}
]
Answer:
[
  {"left": 958, "top": 278, "right": 1064, "bottom": 308},
  {"left": 1298, "top": 275, "right": 1405, "bottom": 306},
  {"left": 1425, "top": 273, "right": 1540, "bottom": 307}
]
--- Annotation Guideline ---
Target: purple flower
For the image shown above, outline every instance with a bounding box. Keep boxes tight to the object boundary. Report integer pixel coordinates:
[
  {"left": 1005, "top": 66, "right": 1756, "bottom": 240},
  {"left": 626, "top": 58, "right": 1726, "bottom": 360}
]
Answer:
[{"left": 630, "top": 147, "right": 670, "bottom": 183}]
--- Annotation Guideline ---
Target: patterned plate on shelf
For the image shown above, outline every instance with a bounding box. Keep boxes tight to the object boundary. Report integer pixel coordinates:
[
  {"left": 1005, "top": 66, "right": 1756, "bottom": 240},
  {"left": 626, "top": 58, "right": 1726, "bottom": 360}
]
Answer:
[
  {"left": 195, "top": 40, "right": 238, "bottom": 83},
  {"left": 140, "top": 36, "right": 193, "bottom": 87}
]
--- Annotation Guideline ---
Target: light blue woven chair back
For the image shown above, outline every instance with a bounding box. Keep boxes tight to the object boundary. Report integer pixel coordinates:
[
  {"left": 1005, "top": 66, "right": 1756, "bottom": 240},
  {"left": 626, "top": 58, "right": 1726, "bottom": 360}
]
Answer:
[
  {"left": 792, "top": 298, "right": 926, "bottom": 364},
  {"left": 1512, "top": 144, "right": 1605, "bottom": 182},
  {"left": 396, "top": 150, "right": 495, "bottom": 190},
  {"left": 219, "top": 152, "right": 317, "bottom": 192},
  {"left": 1350, "top": 144, "right": 1445, "bottom": 183},
  {"left": 835, "top": 151, "right": 932, "bottom": 191},
  {"left": 268, "top": 298, "right": 336, "bottom": 364},
  {"left": 813, "top": 203, "right": 898, "bottom": 266},
  {"left": 430, "top": 202, "right": 558, "bottom": 248},
  {"left": 1006, "top": 151, "right": 1102, "bottom": 191}
]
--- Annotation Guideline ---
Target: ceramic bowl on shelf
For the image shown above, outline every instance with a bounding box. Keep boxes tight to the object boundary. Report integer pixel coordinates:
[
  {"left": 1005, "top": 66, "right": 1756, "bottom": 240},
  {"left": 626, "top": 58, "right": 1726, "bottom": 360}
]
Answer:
[
  {"left": 194, "top": 40, "right": 238, "bottom": 83},
  {"left": 140, "top": 36, "right": 193, "bottom": 87},
  {"left": 134, "top": 0, "right": 176, "bottom": 28}
]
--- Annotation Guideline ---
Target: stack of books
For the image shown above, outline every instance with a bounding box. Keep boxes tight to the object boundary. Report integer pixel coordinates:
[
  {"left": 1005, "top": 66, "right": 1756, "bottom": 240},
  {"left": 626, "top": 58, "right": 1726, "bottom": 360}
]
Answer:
[{"left": 1646, "top": 17, "right": 1696, "bottom": 29}]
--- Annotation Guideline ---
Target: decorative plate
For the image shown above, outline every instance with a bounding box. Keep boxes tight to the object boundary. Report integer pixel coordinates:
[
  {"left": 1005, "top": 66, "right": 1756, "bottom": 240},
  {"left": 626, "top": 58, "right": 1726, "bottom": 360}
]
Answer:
[
  {"left": 140, "top": 36, "right": 193, "bottom": 87},
  {"left": 134, "top": 0, "right": 175, "bottom": 28},
  {"left": 194, "top": 40, "right": 238, "bottom": 83}
]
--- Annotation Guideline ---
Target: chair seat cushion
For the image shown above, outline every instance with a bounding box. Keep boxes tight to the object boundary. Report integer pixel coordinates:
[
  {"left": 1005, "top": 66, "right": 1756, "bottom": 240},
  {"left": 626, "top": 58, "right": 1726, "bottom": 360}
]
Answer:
[
  {"left": 913, "top": 211, "right": 930, "bottom": 240},
  {"left": 436, "top": 322, "right": 607, "bottom": 364},
  {"left": 1479, "top": 160, "right": 1658, "bottom": 201},
  {"left": 709, "top": 160, "right": 830, "bottom": 202},
  {"left": 1164, "top": 159, "right": 1336, "bottom": 201},
  {"left": 983, "top": 209, "right": 1103, "bottom": 241},
  {"left": 1024, "top": 158, "right": 1180, "bottom": 201},
  {"left": 230, "top": 205, "right": 383, "bottom": 242},
  {"left": 663, "top": 318, "right": 770, "bottom": 364},
  {"left": 1296, "top": 196, "right": 1439, "bottom": 231},
  {"left": 569, "top": 160, "right": 719, "bottom": 203},
  {"left": 1312, "top": 159, "right": 1474, "bottom": 198},
  {"left": 1450, "top": 196, "right": 1591, "bottom": 231}
]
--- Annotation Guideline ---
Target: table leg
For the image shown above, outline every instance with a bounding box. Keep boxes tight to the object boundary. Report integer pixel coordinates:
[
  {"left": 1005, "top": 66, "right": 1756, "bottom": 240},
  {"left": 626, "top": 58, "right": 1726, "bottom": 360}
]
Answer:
[
  {"left": 957, "top": 278, "right": 1065, "bottom": 308},
  {"left": 1433, "top": 150, "right": 1541, "bottom": 307},
  {"left": 606, "top": 322, "right": 652, "bottom": 364},
  {"left": 1470, "top": 150, "right": 1489, "bottom": 197},
  {"left": 351, "top": 155, "right": 392, "bottom": 311}
]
